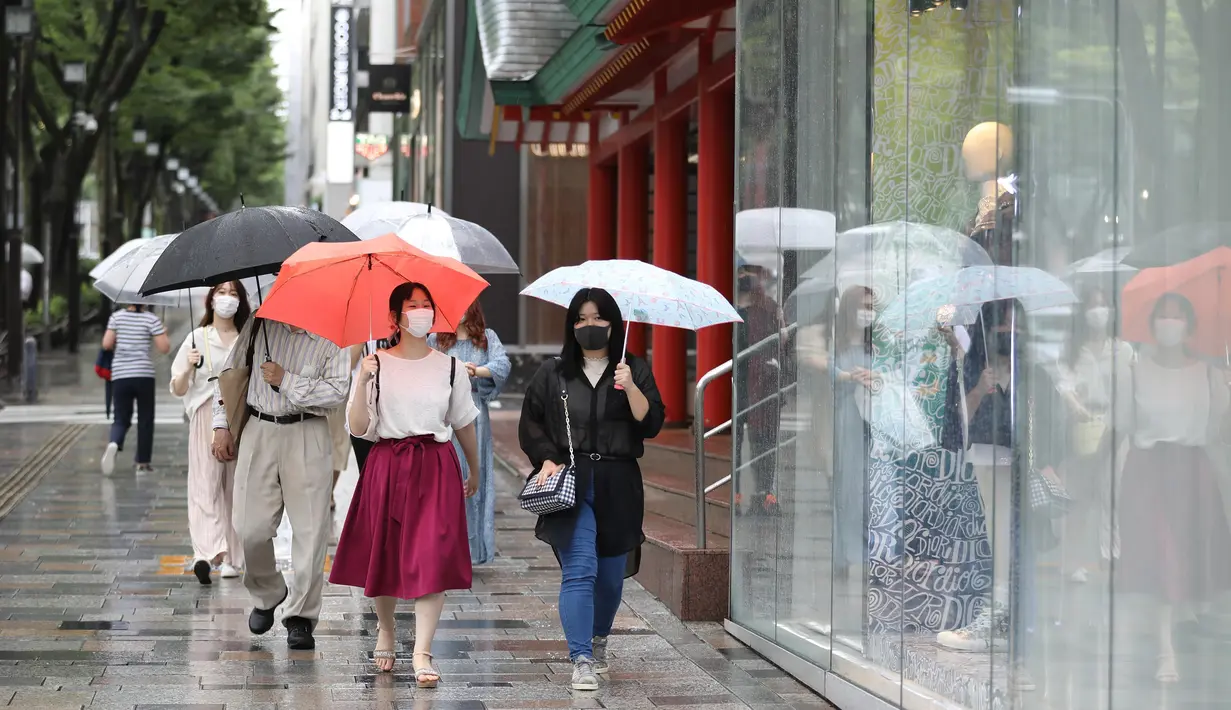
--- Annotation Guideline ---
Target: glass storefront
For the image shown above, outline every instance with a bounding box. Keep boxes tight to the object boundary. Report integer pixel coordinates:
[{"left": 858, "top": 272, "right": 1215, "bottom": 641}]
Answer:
[{"left": 730, "top": 1, "right": 1231, "bottom": 708}]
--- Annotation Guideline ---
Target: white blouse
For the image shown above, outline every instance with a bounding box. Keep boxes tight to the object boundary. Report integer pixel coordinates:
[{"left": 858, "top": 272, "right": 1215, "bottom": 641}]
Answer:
[
  {"left": 170, "top": 326, "right": 238, "bottom": 417},
  {"left": 1116, "top": 355, "right": 1230, "bottom": 449},
  {"left": 349, "top": 349, "right": 480, "bottom": 443}
]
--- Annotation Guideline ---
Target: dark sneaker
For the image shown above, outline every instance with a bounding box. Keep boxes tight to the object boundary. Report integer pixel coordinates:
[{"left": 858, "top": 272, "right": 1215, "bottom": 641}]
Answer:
[
  {"left": 248, "top": 586, "right": 289, "bottom": 635},
  {"left": 285, "top": 616, "right": 315, "bottom": 650},
  {"left": 571, "top": 656, "right": 599, "bottom": 690},
  {"left": 192, "top": 559, "right": 212, "bottom": 586},
  {"left": 591, "top": 636, "right": 610, "bottom": 674}
]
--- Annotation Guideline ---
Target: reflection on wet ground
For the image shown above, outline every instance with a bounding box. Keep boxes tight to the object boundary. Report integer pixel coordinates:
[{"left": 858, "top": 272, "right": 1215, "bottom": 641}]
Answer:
[{"left": 0, "top": 354, "right": 834, "bottom": 710}]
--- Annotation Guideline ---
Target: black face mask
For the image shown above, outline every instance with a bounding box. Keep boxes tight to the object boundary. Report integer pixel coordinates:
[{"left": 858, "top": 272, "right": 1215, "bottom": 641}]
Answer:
[
  {"left": 737, "top": 275, "right": 756, "bottom": 294},
  {"left": 992, "top": 331, "right": 1017, "bottom": 356},
  {"left": 574, "top": 325, "right": 610, "bottom": 351}
]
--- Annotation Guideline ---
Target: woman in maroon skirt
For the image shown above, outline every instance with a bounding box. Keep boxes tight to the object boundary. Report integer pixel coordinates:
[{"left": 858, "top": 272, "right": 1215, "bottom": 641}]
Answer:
[
  {"left": 1114, "top": 292, "right": 1231, "bottom": 683},
  {"left": 330, "top": 282, "right": 481, "bottom": 685}
]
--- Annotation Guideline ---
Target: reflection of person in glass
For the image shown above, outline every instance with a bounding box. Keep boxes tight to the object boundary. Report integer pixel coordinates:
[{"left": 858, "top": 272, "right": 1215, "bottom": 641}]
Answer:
[
  {"left": 830, "top": 286, "right": 877, "bottom": 575},
  {"left": 734, "top": 263, "right": 785, "bottom": 515},
  {"left": 1114, "top": 293, "right": 1231, "bottom": 684},
  {"left": 938, "top": 301, "right": 1064, "bottom": 678},
  {"left": 1056, "top": 288, "right": 1132, "bottom": 582}
]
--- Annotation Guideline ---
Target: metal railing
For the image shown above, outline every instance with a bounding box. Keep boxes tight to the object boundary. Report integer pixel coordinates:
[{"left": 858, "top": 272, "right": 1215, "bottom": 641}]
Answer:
[{"left": 693, "top": 323, "right": 797, "bottom": 548}]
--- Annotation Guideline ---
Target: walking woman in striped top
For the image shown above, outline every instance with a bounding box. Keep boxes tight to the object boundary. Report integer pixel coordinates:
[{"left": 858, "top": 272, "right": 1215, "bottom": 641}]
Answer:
[
  {"left": 170, "top": 281, "right": 250, "bottom": 585},
  {"left": 101, "top": 304, "right": 171, "bottom": 475}
]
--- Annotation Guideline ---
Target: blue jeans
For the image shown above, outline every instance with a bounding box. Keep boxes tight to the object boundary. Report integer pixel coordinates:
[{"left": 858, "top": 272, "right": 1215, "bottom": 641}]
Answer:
[{"left": 558, "top": 488, "right": 626, "bottom": 660}]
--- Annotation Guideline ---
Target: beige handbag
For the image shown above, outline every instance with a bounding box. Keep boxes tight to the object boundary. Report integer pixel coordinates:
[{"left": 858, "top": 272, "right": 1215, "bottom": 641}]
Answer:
[{"left": 216, "top": 320, "right": 263, "bottom": 444}]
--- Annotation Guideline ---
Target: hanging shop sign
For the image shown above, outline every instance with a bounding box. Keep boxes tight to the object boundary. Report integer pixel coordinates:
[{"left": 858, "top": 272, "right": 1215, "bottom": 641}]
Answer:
[
  {"left": 365, "top": 64, "right": 412, "bottom": 113},
  {"left": 329, "top": 1, "right": 354, "bottom": 121},
  {"left": 355, "top": 133, "right": 390, "bottom": 161}
]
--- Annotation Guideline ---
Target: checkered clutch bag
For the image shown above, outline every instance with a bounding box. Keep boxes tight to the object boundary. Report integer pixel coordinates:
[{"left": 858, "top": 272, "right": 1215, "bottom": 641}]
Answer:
[{"left": 518, "top": 383, "right": 578, "bottom": 516}]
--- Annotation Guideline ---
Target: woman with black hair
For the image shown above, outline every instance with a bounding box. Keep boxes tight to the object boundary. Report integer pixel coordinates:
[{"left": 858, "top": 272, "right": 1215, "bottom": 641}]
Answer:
[
  {"left": 518, "top": 287, "right": 666, "bottom": 691},
  {"left": 329, "top": 281, "right": 483, "bottom": 686},
  {"left": 1114, "top": 292, "right": 1231, "bottom": 683},
  {"left": 170, "top": 280, "right": 251, "bottom": 584}
]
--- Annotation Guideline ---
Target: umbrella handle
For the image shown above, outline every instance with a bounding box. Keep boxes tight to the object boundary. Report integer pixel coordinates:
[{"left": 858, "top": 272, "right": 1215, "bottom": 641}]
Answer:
[{"left": 614, "top": 329, "right": 629, "bottom": 391}]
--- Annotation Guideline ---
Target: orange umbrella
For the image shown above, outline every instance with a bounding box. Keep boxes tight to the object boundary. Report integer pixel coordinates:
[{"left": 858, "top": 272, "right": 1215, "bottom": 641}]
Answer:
[
  {"left": 1122, "top": 246, "right": 1231, "bottom": 359},
  {"left": 257, "top": 233, "right": 489, "bottom": 347}
]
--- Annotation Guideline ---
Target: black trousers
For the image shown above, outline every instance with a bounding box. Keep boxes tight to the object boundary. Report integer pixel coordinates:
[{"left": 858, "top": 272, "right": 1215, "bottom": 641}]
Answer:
[
  {"left": 110, "top": 377, "right": 156, "bottom": 465},
  {"left": 351, "top": 435, "right": 374, "bottom": 475}
]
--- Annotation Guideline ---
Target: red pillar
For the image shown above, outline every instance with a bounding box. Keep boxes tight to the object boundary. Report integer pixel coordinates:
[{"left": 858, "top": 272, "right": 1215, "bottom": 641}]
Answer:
[
  {"left": 652, "top": 114, "right": 688, "bottom": 425},
  {"left": 696, "top": 82, "right": 735, "bottom": 428},
  {"left": 617, "top": 140, "right": 648, "bottom": 357},
  {"left": 587, "top": 117, "right": 616, "bottom": 261}
]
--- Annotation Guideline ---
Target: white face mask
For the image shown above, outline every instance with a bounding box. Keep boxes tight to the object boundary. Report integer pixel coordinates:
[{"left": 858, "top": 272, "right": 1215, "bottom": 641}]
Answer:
[
  {"left": 1085, "top": 306, "right": 1110, "bottom": 330},
  {"left": 856, "top": 308, "right": 876, "bottom": 328},
  {"left": 402, "top": 309, "right": 435, "bottom": 338},
  {"left": 1153, "top": 318, "right": 1187, "bottom": 348},
  {"left": 213, "top": 295, "right": 240, "bottom": 319}
]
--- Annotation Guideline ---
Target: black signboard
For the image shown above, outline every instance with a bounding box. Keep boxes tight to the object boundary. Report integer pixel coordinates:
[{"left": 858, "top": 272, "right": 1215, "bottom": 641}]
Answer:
[
  {"left": 329, "top": 2, "right": 354, "bottom": 122},
  {"left": 366, "top": 64, "right": 412, "bottom": 114}
]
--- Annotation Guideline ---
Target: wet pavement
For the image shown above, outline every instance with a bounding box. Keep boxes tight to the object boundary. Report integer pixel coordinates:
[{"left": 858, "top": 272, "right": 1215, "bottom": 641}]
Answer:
[{"left": 0, "top": 347, "right": 835, "bottom": 710}]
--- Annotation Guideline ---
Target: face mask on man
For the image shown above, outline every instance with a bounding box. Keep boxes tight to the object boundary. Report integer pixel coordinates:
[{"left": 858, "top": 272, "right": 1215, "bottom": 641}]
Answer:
[
  {"left": 213, "top": 295, "right": 240, "bottom": 319},
  {"left": 574, "top": 325, "right": 610, "bottom": 351},
  {"left": 402, "top": 309, "right": 435, "bottom": 338},
  {"left": 1153, "top": 318, "right": 1187, "bottom": 348}
]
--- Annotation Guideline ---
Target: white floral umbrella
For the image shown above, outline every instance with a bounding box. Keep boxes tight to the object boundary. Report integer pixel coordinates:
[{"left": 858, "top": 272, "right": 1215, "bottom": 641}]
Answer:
[{"left": 520, "top": 259, "right": 742, "bottom": 361}]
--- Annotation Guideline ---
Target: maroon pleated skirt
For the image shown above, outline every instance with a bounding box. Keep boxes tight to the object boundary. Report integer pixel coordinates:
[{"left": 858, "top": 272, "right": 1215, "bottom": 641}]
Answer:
[
  {"left": 1116, "top": 442, "right": 1231, "bottom": 603},
  {"left": 330, "top": 435, "right": 473, "bottom": 599}
]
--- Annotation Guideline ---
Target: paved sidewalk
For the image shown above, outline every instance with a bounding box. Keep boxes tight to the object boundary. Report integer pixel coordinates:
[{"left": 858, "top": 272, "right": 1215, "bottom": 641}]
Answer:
[{"left": 0, "top": 390, "right": 835, "bottom": 709}]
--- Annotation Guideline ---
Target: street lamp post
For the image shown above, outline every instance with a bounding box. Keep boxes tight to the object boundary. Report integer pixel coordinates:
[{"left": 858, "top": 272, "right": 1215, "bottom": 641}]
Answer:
[
  {"left": 58, "top": 60, "right": 87, "bottom": 353},
  {"left": 1, "top": 2, "right": 35, "bottom": 382}
]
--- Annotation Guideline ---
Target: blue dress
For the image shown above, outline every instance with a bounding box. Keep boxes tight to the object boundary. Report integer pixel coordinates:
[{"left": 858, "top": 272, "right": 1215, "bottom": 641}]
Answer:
[{"left": 428, "top": 330, "right": 511, "bottom": 564}]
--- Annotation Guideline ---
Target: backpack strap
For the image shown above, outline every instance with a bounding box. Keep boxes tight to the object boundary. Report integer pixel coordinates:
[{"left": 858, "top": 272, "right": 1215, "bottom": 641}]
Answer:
[{"left": 450, "top": 356, "right": 456, "bottom": 387}]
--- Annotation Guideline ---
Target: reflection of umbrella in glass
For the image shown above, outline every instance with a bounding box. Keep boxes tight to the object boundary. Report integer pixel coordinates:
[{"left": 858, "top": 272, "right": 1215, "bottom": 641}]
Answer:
[
  {"left": 785, "top": 221, "right": 991, "bottom": 324},
  {"left": 877, "top": 265, "right": 1077, "bottom": 335},
  {"left": 341, "top": 201, "right": 447, "bottom": 240},
  {"left": 1122, "top": 246, "right": 1231, "bottom": 360},
  {"left": 256, "top": 233, "right": 489, "bottom": 347},
  {"left": 1065, "top": 246, "right": 1136, "bottom": 277},
  {"left": 520, "top": 259, "right": 742, "bottom": 363},
  {"left": 1124, "top": 222, "right": 1231, "bottom": 269},
  {"left": 736, "top": 208, "right": 836, "bottom": 268},
  {"left": 140, "top": 205, "right": 359, "bottom": 296},
  {"left": 396, "top": 212, "right": 519, "bottom": 275}
]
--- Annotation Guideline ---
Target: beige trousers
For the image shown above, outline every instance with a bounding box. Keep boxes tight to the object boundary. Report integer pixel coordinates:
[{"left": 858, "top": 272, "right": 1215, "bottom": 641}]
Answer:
[
  {"left": 232, "top": 417, "right": 333, "bottom": 622},
  {"left": 187, "top": 406, "right": 243, "bottom": 567},
  {"left": 972, "top": 462, "right": 1013, "bottom": 604}
]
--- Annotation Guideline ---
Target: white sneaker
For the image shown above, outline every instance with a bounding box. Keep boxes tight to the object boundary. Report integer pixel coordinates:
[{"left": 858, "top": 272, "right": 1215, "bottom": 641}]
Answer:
[
  {"left": 936, "top": 603, "right": 1008, "bottom": 652},
  {"left": 218, "top": 563, "right": 241, "bottom": 579},
  {"left": 100, "top": 442, "right": 118, "bottom": 476}
]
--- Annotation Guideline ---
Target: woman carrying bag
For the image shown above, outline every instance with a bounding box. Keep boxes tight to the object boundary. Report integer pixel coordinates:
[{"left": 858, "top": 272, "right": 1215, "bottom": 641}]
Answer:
[
  {"left": 517, "top": 287, "right": 665, "bottom": 691},
  {"left": 170, "top": 281, "right": 250, "bottom": 584}
]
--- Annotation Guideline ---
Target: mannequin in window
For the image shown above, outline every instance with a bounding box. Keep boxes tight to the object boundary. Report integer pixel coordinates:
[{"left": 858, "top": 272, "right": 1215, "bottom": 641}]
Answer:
[{"left": 963, "top": 121, "right": 1017, "bottom": 265}]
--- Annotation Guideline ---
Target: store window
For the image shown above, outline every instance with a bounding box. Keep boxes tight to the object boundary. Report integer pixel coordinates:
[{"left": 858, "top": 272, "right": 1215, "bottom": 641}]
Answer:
[{"left": 731, "top": 1, "right": 1231, "bottom": 708}]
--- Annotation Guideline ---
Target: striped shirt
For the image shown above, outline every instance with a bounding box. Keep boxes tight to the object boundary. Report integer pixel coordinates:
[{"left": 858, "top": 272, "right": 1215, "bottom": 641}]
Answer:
[
  {"left": 106, "top": 310, "right": 166, "bottom": 380},
  {"left": 211, "top": 318, "right": 351, "bottom": 429}
]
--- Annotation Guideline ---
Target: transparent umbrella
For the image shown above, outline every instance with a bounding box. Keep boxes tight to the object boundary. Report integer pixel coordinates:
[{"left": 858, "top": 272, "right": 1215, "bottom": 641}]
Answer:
[
  {"left": 8, "top": 241, "right": 43, "bottom": 266},
  {"left": 92, "top": 234, "right": 266, "bottom": 309},
  {"left": 397, "top": 213, "right": 519, "bottom": 274},
  {"left": 341, "top": 201, "right": 448, "bottom": 240}
]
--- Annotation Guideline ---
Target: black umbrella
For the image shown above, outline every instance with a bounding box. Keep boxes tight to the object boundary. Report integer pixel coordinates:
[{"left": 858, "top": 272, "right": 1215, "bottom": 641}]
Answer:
[
  {"left": 1123, "top": 222, "right": 1231, "bottom": 269},
  {"left": 139, "top": 204, "right": 359, "bottom": 296}
]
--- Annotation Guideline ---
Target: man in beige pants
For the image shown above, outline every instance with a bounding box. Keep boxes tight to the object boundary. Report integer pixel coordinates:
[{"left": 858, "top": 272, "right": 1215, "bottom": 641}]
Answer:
[{"left": 210, "top": 317, "right": 350, "bottom": 650}]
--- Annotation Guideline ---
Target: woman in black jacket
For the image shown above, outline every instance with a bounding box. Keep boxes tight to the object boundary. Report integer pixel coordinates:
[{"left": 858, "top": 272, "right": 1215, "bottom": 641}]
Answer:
[{"left": 519, "top": 287, "right": 665, "bottom": 691}]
